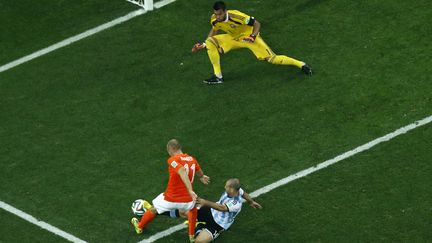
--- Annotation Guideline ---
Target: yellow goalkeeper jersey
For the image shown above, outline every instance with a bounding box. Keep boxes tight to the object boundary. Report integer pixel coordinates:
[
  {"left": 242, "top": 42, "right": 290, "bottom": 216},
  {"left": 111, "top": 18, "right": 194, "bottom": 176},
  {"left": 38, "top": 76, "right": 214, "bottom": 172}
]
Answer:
[{"left": 210, "top": 10, "right": 255, "bottom": 39}]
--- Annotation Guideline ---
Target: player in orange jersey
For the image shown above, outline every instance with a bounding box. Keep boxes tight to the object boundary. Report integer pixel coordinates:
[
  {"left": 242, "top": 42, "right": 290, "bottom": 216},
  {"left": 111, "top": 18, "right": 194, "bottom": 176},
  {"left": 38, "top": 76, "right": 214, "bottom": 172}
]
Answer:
[{"left": 131, "top": 139, "right": 210, "bottom": 242}]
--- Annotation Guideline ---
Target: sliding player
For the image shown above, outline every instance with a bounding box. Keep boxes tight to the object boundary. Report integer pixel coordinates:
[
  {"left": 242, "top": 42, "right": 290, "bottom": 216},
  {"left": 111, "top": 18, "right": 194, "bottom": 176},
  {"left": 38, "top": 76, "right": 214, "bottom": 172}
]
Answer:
[
  {"left": 131, "top": 139, "right": 210, "bottom": 242},
  {"left": 192, "top": 1, "right": 312, "bottom": 84},
  {"left": 168, "top": 178, "right": 262, "bottom": 242}
]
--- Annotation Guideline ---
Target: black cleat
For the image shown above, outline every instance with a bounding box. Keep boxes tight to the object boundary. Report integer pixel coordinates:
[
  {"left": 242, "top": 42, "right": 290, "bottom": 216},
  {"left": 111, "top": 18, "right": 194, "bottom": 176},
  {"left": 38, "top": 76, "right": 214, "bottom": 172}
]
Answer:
[
  {"left": 203, "top": 75, "right": 223, "bottom": 84},
  {"left": 301, "top": 64, "right": 312, "bottom": 76}
]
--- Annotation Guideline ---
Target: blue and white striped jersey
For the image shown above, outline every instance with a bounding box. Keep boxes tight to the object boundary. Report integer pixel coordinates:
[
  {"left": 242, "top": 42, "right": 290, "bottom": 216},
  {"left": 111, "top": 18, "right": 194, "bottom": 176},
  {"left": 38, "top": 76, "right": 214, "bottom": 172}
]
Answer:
[{"left": 211, "top": 188, "right": 244, "bottom": 230}]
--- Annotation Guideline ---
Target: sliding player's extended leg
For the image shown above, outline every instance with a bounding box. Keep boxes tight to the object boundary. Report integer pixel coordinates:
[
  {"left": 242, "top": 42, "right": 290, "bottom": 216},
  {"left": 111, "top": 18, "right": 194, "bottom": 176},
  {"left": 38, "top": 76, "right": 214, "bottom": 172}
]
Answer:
[{"left": 195, "top": 229, "right": 213, "bottom": 243}]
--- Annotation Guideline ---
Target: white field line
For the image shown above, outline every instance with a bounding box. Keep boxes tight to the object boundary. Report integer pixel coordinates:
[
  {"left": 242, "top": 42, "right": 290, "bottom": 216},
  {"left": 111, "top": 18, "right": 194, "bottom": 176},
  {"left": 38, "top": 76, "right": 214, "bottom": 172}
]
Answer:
[
  {"left": 0, "top": 0, "right": 177, "bottom": 74},
  {"left": 154, "top": 0, "right": 176, "bottom": 8},
  {"left": 0, "top": 200, "right": 87, "bottom": 243},
  {"left": 142, "top": 224, "right": 187, "bottom": 243},
  {"left": 138, "top": 114, "right": 432, "bottom": 243},
  {"left": 0, "top": 1, "right": 178, "bottom": 242}
]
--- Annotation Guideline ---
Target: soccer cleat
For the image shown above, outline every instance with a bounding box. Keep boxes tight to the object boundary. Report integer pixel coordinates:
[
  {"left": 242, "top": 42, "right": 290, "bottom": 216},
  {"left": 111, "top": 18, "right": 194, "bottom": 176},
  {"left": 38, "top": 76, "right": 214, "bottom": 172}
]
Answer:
[
  {"left": 203, "top": 75, "right": 223, "bottom": 84},
  {"left": 142, "top": 200, "right": 152, "bottom": 211},
  {"left": 189, "top": 235, "right": 196, "bottom": 243},
  {"left": 301, "top": 64, "right": 312, "bottom": 76},
  {"left": 131, "top": 218, "right": 143, "bottom": 234},
  {"left": 183, "top": 220, "right": 206, "bottom": 226}
]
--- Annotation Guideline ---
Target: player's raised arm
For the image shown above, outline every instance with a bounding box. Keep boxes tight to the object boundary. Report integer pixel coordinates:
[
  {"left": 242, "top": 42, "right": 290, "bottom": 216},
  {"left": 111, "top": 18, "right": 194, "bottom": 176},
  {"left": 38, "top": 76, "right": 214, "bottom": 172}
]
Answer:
[
  {"left": 195, "top": 169, "right": 210, "bottom": 185},
  {"left": 242, "top": 191, "right": 262, "bottom": 209},
  {"left": 192, "top": 28, "right": 218, "bottom": 53},
  {"left": 177, "top": 167, "right": 197, "bottom": 200},
  {"left": 197, "top": 198, "right": 229, "bottom": 212}
]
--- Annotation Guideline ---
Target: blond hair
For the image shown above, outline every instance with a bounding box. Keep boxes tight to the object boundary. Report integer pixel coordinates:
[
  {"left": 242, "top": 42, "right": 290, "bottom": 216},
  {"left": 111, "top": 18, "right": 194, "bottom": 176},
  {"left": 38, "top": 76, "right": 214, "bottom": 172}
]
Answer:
[{"left": 167, "top": 139, "right": 182, "bottom": 151}]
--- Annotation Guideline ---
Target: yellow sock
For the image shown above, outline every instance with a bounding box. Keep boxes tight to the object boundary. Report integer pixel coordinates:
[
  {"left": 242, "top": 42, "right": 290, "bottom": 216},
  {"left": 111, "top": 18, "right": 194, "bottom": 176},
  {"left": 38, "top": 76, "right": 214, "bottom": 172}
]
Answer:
[
  {"left": 205, "top": 39, "right": 222, "bottom": 77},
  {"left": 269, "top": 55, "right": 304, "bottom": 68}
]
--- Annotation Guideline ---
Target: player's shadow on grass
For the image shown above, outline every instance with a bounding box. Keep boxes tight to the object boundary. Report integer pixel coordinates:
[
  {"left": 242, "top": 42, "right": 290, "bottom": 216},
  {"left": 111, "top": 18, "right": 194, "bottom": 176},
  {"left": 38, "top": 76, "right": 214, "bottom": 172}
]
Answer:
[
  {"left": 220, "top": 50, "right": 305, "bottom": 84},
  {"left": 228, "top": 64, "right": 302, "bottom": 84},
  {"left": 295, "top": 0, "right": 330, "bottom": 12}
]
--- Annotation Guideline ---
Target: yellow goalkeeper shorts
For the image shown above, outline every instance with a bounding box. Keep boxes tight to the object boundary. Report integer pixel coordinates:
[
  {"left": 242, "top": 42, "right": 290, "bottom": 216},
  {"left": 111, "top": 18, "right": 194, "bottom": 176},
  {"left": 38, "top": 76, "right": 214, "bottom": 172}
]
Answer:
[{"left": 206, "top": 34, "right": 276, "bottom": 60}]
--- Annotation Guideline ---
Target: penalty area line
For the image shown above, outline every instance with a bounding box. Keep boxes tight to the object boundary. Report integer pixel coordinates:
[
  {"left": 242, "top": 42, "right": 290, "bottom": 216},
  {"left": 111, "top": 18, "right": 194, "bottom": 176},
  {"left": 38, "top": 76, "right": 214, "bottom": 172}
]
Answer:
[
  {"left": 0, "top": 0, "right": 177, "bottom": 74},
  {"left": 138, "top": 114, "right": 432, "bottom": 243},
  {"left": 0, "top": 200, "right": 87, "bottom": 243}
]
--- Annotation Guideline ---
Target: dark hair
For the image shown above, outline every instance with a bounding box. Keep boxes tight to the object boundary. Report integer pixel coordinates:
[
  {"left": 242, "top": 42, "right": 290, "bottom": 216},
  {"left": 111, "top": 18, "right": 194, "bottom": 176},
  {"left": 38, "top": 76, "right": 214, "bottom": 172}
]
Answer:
[{"left": 213, "top": 1, "right": 226, "bottom": 11}]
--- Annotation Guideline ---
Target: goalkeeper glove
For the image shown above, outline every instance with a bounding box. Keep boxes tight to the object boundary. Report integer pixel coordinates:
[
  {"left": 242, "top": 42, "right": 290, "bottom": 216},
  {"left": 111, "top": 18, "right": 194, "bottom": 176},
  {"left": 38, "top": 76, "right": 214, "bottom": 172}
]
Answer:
[
  {"left": 243, "top": 34, "right": 256, "bottom": 43},
  {"left": 192, "top": 42, "right": 206, "bottom": 53}
]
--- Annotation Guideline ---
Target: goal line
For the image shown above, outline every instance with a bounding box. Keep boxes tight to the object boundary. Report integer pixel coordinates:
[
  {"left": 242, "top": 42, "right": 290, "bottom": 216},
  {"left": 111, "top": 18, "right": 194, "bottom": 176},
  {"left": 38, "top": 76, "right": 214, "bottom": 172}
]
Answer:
[{"left": 126, "top": 0, "right": 154, "bottom": 10}]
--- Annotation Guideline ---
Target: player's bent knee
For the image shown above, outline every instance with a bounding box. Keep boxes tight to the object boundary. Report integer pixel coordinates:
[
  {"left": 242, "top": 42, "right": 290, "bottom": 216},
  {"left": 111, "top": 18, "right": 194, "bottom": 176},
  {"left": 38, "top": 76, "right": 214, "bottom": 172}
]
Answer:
[
  {"left": 178, "top": 210, "right": 188, "bottom": 218},
  {"left": 195, "top": 238, "right": 210, "bottom": 243},
  {"left": 150, "top": 207, "right": 158, "bottom": 214},
  {"left": 205, "top": 38, "right": 212, "bottom": 47},
  {"left": 205, "top": 38, "right": 216, "bottom": 49},
  {"left": 266, "top": 55, "right": 276, "bottom": 63},
  {"left": 195, "top": 230, "right": 213, "bottom": 243}
]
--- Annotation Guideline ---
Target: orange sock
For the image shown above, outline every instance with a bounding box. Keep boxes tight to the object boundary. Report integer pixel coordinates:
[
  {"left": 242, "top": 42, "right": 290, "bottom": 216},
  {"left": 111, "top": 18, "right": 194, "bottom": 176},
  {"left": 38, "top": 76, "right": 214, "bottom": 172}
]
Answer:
[
  {"left": 138, "top": 210, "right": 156, "bottom": 229},
  {"left": 187, "top": 208, "right": 198, "bottom": 237}
]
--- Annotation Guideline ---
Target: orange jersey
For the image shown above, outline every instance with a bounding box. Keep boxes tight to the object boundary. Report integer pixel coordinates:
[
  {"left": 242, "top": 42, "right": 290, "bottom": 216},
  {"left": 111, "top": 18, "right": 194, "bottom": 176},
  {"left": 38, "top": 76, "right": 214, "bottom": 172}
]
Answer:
[{"left": 163, "top": 153, "right": 201, "bottom": 202}]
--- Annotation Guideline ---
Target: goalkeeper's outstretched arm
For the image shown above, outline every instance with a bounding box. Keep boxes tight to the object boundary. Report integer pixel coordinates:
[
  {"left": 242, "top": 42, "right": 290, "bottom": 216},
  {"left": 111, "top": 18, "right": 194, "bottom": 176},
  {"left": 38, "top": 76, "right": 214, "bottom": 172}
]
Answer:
[{"left": 192, "top": 28, "right": 217, "bottom": 53}]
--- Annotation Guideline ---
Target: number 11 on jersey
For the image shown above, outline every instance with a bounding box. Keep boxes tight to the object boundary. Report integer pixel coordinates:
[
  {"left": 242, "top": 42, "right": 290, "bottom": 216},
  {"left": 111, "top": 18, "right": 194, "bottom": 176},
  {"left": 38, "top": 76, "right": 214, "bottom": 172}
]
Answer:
[{"left": 183, "top": 164, "right": 196, "bottom": 182}]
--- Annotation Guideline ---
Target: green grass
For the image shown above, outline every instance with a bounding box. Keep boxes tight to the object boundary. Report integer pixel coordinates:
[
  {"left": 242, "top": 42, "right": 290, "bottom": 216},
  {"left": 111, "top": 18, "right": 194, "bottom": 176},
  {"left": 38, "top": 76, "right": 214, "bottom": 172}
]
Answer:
[
  {"left": 163, "top": 125, "right": 432, "bottom": 242},
  {"left": 0, "top": 0, "right": 135, "bottom": 64},
  {"left": 0, "top": 0, "right": 431, "bottom": 242},
  {"left": 0, "top": 210, "right": 68, "bottom": 243}
]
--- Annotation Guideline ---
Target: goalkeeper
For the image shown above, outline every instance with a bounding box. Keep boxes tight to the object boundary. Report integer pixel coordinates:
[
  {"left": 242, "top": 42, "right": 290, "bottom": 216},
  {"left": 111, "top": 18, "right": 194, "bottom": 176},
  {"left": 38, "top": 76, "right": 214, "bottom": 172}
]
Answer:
[{"left": 192, "top": 1, "right": 312, "bottom": 84}]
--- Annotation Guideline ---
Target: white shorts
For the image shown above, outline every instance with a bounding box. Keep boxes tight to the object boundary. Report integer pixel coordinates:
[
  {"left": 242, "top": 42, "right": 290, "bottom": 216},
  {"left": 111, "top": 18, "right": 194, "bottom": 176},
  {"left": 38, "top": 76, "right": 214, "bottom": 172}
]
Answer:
[{"left": 152, "top": 193, "right": 195, "bottom": 214}]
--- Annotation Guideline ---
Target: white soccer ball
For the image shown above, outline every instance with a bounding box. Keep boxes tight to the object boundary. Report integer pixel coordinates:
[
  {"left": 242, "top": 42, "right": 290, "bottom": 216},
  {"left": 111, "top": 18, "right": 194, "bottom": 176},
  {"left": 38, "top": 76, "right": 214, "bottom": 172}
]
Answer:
[{"left": 131, "top": 199, "right": 146, "bottom": 216}]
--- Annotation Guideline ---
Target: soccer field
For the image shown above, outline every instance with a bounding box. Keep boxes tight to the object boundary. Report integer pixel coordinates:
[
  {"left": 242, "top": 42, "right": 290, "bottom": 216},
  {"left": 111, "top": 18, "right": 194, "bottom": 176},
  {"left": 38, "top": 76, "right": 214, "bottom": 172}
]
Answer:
[{"left": 1, "top": 0, "right": 431, "bottom": 242}]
